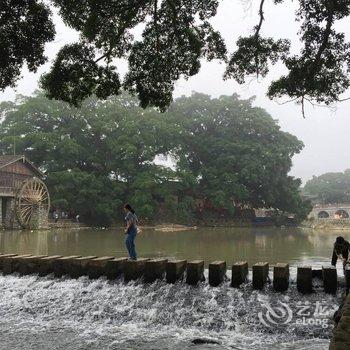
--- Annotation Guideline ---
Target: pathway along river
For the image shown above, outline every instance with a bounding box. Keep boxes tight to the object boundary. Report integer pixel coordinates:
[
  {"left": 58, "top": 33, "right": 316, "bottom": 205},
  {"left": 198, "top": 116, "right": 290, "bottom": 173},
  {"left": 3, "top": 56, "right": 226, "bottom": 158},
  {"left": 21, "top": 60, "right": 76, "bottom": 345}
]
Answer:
[{"left": 0, "top": 227, "right": 348, "bottom": 350}]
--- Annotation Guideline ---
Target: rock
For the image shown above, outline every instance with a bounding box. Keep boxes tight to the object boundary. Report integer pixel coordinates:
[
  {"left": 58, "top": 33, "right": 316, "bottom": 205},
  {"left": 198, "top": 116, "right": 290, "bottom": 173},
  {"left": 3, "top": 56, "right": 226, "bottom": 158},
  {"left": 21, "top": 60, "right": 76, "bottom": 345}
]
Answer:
[
  {"left": 192, "top": 338, "right": 220, "bottom": 345},
  {"left": 237, "top": 310, "right": 247, "bottom": 317}
]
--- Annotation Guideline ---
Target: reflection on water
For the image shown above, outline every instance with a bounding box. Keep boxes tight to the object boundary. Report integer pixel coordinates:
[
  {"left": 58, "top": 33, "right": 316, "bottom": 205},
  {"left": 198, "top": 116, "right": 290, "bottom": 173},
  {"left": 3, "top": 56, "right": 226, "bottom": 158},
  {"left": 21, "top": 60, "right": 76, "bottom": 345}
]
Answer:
[{"left": 0, "top": 227, "right": 349, "bottom": 266}]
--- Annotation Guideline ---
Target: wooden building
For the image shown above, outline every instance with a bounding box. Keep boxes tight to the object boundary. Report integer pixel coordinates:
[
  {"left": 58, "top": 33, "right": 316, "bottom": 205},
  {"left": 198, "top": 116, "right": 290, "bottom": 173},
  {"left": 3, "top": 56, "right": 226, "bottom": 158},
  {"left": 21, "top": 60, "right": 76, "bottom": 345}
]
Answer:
[{"left": 0, "top": 155, "right": 50, "bottom": 229}]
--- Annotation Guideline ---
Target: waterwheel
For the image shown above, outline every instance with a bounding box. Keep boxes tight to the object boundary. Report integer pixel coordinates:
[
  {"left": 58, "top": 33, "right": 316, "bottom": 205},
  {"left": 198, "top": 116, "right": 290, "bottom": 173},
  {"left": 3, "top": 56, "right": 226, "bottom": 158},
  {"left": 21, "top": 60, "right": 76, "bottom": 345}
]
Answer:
[{"left": 15, "top": 177, "right": 50, "bottom": 229}]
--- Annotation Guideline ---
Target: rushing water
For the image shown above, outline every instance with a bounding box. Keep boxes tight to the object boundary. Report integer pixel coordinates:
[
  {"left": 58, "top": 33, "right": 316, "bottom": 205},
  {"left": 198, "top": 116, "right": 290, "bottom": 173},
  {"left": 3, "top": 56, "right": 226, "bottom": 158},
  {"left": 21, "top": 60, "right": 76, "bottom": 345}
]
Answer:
[{"left": 0, "top": 227, "right": 348, "bottom": 350}]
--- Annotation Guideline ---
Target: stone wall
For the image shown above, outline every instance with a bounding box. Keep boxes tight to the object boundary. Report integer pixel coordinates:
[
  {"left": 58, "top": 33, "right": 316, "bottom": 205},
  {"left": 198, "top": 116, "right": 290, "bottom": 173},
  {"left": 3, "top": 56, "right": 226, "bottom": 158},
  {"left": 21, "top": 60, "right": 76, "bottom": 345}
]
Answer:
[
  {"left": 0, "top": 198, "right": 48, "bottom": 230},
  {"left": 30, "top": 205, "right": 49, "bottom": 230},
  {"left": 4, "top": 198, "right": 21, "bottom": 229}
]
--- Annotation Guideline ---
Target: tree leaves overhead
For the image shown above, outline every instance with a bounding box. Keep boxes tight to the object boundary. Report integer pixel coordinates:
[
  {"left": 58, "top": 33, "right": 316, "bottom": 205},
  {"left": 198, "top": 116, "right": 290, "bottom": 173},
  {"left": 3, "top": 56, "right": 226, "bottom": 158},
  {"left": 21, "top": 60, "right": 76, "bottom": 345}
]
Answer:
[
  {"left": 41, "top": 0, "right": 226, "bottom": 109},
  {"left": 267, "top": 0, "right": 350, "bottom": 109},
  {"left": 124, "top": 2, "right": 226, "bottom": 110},
  {"left": 2, "top": 1, "right": 350, "bottom": 111},
  {"left": 0, "top": 0, "right": 55, "bottom": 89},
  {"left": 224, "top": 35, "right": 290, "bottom": 84},
  {"left": 41, "top": 43, "right": 121, "bottom": 106}
]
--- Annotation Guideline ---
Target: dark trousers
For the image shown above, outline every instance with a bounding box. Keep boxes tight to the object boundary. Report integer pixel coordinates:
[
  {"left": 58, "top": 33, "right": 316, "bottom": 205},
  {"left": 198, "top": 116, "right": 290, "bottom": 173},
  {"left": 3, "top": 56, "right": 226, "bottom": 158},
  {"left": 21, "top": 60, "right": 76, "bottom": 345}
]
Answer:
[{"left": 125, "top": 227, "right": 137, "bottom": 260}]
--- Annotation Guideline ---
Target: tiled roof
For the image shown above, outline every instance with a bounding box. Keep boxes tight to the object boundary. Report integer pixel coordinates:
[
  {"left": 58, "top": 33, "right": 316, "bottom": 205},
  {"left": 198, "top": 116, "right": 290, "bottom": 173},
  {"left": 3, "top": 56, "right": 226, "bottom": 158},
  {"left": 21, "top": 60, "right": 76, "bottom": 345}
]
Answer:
[
  {"left": 0, "top": 155, "right": 43, "bottom": 177},
  {"left": 0, "top": 155, "right": 25, "bottom": 169}
]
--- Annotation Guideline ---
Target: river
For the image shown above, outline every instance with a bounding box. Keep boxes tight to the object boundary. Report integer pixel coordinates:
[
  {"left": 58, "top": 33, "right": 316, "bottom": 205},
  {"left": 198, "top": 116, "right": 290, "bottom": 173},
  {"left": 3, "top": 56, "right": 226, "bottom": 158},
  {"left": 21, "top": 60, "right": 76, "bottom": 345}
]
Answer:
[{"left": 0, "top": 227, "right": 348, "bottom": 350}]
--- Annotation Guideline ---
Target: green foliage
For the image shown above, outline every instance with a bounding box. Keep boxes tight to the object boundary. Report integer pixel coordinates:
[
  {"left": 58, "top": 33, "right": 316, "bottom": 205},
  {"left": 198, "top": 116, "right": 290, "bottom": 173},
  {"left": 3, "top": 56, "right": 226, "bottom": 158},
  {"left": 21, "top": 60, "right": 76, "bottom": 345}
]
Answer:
[
  {"left": 0, "top": 91, "right": 310, "bottom": 225},
  {"left": 168, "top": 93, "right": 311, "bottom": 220},
  {"left": 41, "top": 0, "right": 226, "bottom": 110},
  {"left": 0, "top": 0, "right": 55, "bottom": 89},
  {"left": 51, "top": 198, "right": 69, "bottom": 210},
  {"left": 41, "top": 43, "right": 121, "bottom": 106},
  {"left": 225, "top": 35, "right": 290, "bottom": 84},
  {"left": 47, "top": 169, "right": 125, "bottom": 226},
  {"left": 267, "top": 0, "right": 350, "bottom": 108},
  {"left": 304, "top": 170, "right": 350, "bottom": 204},
  {"left": 2, "top": 1, "right": 349, "bottom": 112}
]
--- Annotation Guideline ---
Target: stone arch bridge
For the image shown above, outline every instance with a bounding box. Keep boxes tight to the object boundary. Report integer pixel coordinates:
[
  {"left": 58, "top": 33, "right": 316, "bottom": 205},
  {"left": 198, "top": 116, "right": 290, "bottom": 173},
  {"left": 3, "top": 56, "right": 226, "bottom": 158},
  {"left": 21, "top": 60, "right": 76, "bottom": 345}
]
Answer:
[{"left": 309, "top": 204, "right": 350, "bottom": 219}]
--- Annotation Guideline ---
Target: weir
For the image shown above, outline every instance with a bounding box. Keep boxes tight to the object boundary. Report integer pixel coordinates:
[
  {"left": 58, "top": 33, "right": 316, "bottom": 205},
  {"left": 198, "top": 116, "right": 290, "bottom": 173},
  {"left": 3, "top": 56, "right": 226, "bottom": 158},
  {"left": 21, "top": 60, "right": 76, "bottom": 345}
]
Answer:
[{"left": 0, "top": 252, "right": 344, "bottom": 294}]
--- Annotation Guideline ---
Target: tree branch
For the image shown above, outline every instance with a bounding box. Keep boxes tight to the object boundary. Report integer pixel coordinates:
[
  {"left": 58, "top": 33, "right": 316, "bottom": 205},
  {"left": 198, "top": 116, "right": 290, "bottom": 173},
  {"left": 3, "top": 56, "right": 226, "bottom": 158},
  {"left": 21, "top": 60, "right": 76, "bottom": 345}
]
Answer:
[
  {"left": 255, "top": 0, "right": 265, "bottom": 39},
  {"left": 254, "top": 0, "right": 265, "bottom": 78},
  {"left": 154, "top": 0, "right": 160, "bottom": 51},
  {"left": 338, "top": 97, "right": 350, "bottom": 102},
  {"left": 301, "top": 96, "right": 305, "bottom": 119},
  {"left": 308, "top": 0, "right": 335, "bottom": 76},
  {"left": 94, "top": 2, "right": 147, "bottom": 63}
]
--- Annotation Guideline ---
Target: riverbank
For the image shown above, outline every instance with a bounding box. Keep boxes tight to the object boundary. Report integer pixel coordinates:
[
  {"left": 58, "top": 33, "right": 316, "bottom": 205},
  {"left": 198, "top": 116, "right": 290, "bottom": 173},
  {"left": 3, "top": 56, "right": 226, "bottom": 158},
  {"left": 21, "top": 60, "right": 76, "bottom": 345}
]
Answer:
[
  {"left": 43, "top": 219, "right": 350, "bottom": 232},
  {"left": 302, "top": 219, "right": 350, "bottom": 231},
  {"left": 47, "top": 218, "right": 296, "bottom": 231}
]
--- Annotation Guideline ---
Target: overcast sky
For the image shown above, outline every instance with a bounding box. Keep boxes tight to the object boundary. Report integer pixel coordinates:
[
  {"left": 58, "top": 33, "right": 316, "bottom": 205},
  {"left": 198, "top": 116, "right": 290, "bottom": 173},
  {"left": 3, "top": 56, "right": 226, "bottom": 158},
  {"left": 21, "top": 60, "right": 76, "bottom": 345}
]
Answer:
[{"left": 1, "top": 0, "right": 349, "bottom": 184}]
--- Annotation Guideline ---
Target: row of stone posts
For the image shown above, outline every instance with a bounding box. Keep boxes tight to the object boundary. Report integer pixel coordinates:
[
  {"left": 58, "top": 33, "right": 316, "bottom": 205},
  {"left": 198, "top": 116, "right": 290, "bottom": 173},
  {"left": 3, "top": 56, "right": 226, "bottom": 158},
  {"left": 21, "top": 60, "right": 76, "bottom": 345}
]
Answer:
[{"left": 0, "top": 253, "right": 344, "bottom": 294}]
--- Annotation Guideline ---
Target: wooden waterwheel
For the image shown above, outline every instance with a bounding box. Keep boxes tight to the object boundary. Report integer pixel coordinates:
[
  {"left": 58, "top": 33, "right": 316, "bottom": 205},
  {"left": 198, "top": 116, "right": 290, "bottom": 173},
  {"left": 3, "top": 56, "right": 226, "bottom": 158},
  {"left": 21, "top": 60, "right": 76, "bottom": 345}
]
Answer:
[{"left": 15, "top": 177, "right": 50, "bottom": 229}]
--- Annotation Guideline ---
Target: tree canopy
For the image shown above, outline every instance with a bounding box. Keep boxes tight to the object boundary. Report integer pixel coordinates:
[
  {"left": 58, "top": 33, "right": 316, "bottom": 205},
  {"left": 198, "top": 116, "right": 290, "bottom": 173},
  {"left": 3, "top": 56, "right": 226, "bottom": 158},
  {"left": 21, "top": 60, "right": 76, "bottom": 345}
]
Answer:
[
  {"left": 1, "top": 1, "right": 350, "bottom": 113},
  {"left": 0, "top": 92, "right": 311, "bottom": 225},
  {"left": 304, "top": 169, "right": 350, "bottom": 204}
]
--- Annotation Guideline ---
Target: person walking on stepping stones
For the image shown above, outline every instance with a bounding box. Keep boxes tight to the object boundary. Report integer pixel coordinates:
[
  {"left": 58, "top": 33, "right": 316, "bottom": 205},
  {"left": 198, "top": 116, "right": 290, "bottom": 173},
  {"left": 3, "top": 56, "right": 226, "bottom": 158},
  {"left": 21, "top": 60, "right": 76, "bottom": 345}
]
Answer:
[{"left": 124, "top": 204, "right": 138, "bottom": 260}]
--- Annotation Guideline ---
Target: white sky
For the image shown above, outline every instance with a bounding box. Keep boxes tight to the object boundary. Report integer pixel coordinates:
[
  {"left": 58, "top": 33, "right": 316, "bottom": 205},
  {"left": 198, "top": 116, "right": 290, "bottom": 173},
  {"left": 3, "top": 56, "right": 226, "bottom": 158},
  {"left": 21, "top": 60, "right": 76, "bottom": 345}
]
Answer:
[{"left": 1, "top": 0, "right": 349, "bottom": 184}]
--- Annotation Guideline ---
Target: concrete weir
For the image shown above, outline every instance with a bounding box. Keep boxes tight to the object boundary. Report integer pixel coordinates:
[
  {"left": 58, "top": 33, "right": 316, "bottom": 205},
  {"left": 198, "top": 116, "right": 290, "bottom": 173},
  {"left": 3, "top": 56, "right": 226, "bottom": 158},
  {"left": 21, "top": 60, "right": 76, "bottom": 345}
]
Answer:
[
  {"left": 38, "top": 255, "right": 63, "bottom": 276},
  {"left": 87, "top": 256, "right": 114, "bottom": 279},
  {"left": 273, "top": 263, "right": 289, "bottom": 292},
  {"left": 186, "top": 260, "right": 205, "bottom": 286},
  {"left": 297, "top": 266, "right": 313, "bottom": 294},
  {"left": 0, "top": 253, "right": 343, "bottom": 295},
  {"left": 322, "top": 265, "right": 337, "bottom": 294},
  {"left": 105, "top": 257, "right": 128, "bottom": 280},
  {"left": 18, "top": 255, "right": 47, "bottom": 275},
  {"left": 68, "top": 256, "right": 98, "bottom": 278},
  {"left": 166, "top": 260, "right": 187, "bottom": 283},
  {"left": 53, "top": 255, "right": 82, "bottom": 278},
  {"left": 0, "top": 254, "right": 17, "bottom": 270},
  {"left": 3, "top": 254, "right": 32, "bottom": 275},
  {"left": 252, "top": 262, "right": 269, "bottom": 290},
  {"left": 209, "top": 261, "right": 226, "bottom": 287},
  {"left": 231, "top": 261, "right": 248, "bottom": 287},
  {"left": 124, "top": 258, "right": 149, "bottom": 282},
  {"left": 144, "top": 259, "right": 168, "bottom": 283}
]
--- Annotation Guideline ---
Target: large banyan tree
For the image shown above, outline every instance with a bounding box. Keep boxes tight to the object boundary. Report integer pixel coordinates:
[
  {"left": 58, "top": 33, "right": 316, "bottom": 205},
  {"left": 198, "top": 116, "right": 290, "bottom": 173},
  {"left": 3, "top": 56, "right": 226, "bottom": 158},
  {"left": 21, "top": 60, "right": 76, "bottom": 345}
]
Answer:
[
  {"left": 1, "top": 1, "right": 350, "bottom": 113},
  {"left": 0, "top": 92, "right": 311, "bottom": 225}
]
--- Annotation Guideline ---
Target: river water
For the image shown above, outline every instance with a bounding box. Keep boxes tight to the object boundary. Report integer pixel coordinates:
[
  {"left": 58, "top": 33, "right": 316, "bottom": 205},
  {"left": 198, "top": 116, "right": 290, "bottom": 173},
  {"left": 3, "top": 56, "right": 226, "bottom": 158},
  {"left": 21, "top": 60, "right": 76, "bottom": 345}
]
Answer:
[{"left": 0, "top": 227, "right": 348, "bottom": 350}]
